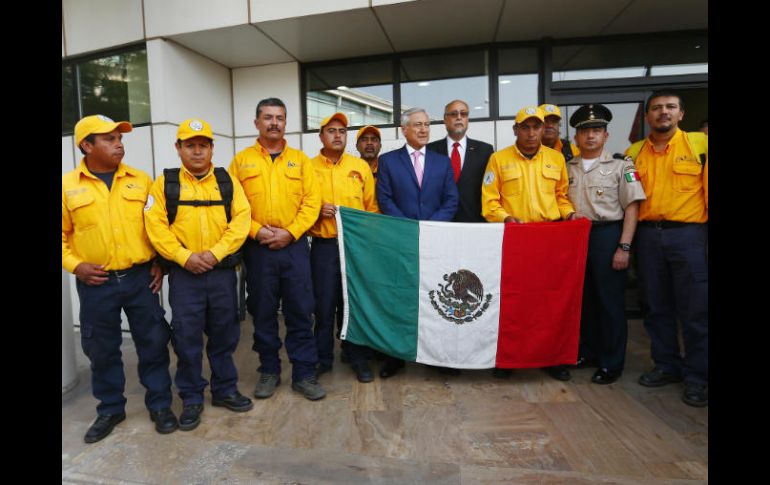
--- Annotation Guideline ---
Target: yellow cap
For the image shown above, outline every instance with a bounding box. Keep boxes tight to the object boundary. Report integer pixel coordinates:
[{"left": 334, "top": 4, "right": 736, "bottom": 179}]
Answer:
[
  {"left": 74, "top": 114, "right": 132, "bottom": 146},
  {"left": 539, "top": 104, "right": 562, "bottom": 119},
  {"left": 515, "top": 106, "right": 545, "bottom": 124},
  {"left": 320, "top": 112, "right": 348, "bottom": 129},
  {"left": 356, "top": 125, "right": 381, "bottom": 141},
  {"left": 176, "top": 118, "right": 214, "bottom": 141}
]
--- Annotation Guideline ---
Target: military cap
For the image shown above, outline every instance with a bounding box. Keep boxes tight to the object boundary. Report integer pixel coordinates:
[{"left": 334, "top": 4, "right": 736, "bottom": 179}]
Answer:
[{"left": 569, "top": 104, "right": 613, "bottom": 129}]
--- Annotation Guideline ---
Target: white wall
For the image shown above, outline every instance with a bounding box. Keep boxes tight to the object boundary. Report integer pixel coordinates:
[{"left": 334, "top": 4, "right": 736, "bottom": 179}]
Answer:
[
  {"left": 144, "top": 0, "right": 249, "bottom": 37},
  {"left": 232, "top": 62, "right": 302, "bottom": 137},
  {"left": 147, "top": 39, "right": 233, "bottom": 136},
  {"left": 250, "top": 0, "right": 368, "bottom": 22},
  {"left": 62, "top": 0, "right": 144, "bottom": 56}
]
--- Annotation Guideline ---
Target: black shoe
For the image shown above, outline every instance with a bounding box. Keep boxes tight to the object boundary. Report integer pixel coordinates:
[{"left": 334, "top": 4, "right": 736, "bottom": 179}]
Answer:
[
  {"left": 149, "top": 408, "right": 178, "bottom": 434},
  {"left": 212, "top": 391, "right": 253, "bottom": 412},
  {"left": 379, "top": 359, "right": 405, "bottom": 379},
  {"left": 492, "top": 368, "right": 513, "bottom": 379},
  {"left": 591, "top": 368, "right": 622, "bottom": 385},
  {"left": 84, "top": 413, "right": 126, "bottom": 443},
  {"left": 340, "top": 352, "right": 351, "bottom": 364},
  {"left": 179, "top": 403, "right": 204, "bottom": 431},
  {"left": 438, "top": 366, "right": 461, "bottom": 376},
  {"left": 575, "top": 356, "right": 599, "bottom": 369},
  {"left": 638, "top": 367, "right": 683, "bottom": 387},
  {"left": 316, "top": 362, "right": 333, "bottom": 376},
  {"left": 682, "top": 382, "right": 708, "bottom": 407},
  {"left": 545, "top": 365, "right": 571, "bottom": 381},
  {"left": 351, "top": 362, "right": 374, "bottom": 383}
]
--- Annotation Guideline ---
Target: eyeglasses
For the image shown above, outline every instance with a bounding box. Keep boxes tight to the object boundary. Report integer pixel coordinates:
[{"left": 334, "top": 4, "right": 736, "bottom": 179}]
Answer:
[{"left": 444, "top": 111, "right": 469, "bottom": 118}]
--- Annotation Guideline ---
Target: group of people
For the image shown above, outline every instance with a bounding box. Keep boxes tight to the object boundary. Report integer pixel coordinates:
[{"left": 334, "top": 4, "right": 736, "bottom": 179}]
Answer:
[{"left": 62, "top": 90, "right": 708, "bottom": 445}]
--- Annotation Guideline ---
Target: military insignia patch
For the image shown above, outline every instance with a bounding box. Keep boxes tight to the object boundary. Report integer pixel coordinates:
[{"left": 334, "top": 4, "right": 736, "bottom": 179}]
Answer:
[
  {"left": 483, "top": 171, "right": 495, "bottom": 185},
  {"left": 429, "top": 269, "right": 492, "bottom": 324}
]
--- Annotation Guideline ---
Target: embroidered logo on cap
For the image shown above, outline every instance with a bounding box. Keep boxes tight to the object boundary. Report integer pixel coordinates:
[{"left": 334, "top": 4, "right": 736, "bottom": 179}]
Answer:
[
  {"left": 189, "top": 120, "right": 204, "bottom": 131},
  {"left": 525, "top": 107, "right": 537, "bottom": 115},
  {"left": 97, "top": 115, "right": 114, "bottom": 122}
]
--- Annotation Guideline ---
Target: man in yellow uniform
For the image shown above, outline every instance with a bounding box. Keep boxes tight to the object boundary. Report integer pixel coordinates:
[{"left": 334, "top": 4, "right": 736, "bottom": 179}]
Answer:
[
  {"left": 539, "top": 104, "right": 580, "bottom": 162},
  {"left": 566, "top": 104, "right": 646, "bottom": 385},
  {"left": 62, "top": 115, "right": 176, "bottom": 443},
  {"left": 481, "top": 105, "right": 583, "bottom": 381},
  {"left": 229, "top": 98, "right": 325, "bottom": 401},
  {"left": 309, "top": 112, "right": 379, "bottom": 382},
  {"left": 145, "top": 118, "right": 253, "bottom": 431},
  {"left": 624, "top": 91, "right": 708, "bottom": 407},
  {"left": 356, "top": 125, "right": 382, "bottom": 179}
]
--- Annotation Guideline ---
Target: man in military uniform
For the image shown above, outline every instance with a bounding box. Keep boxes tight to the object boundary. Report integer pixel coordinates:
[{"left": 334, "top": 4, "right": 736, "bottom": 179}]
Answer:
[
  {"left": 566, "top": 105, "right": 646, "bottom": 384},
  {"left": 309, "top": 113, "right": 379, "bottom": 383},
  {"left": 229, "top": 98, "right": 326, "bottom": 401},
  {"left": 62, "top": 115, "right": 177, "bottom": 443},
  {"left": 481, "top": 105, "right": 583, "bottom": 381},
  {"left": 145, "top": 118, "right": 254, "bottom": 431},
  {"left": 356, "top": 125, "right": 382, "bottom": 179},
  {"left": 625, "top": 91, "right": 708, "bottom": 407},
  {"left": 540, "top": 104, "right": 580, "bottom": 162}
]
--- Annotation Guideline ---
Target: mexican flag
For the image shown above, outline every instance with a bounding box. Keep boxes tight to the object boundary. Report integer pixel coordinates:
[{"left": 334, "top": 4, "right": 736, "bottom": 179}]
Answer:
[{"left": 335, "top": 207, "right": 591, "bottom": 369}]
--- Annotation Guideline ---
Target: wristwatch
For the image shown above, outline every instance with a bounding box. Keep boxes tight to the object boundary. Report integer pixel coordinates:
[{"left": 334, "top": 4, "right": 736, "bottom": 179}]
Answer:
[{"left": 618, "top": 243, "right": 632, "bottom": 252}]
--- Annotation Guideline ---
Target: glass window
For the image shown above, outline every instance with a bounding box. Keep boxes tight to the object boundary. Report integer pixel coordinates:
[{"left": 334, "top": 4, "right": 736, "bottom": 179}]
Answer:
[
  {"left": 649, "top": 63, "right": 708, "bottom": 76},
  {"left": 552, "top": 35, "right": 708, "bottom": 82},
  {"left": 498, "top": 47, "right": 539, "bottom": 117},
  {"left": 62, "top": 46, "right": 150, "bottom": 136},
  {"left": 305, "top": 59, "right": 394, "bottom": 130},
  {"left": 62, "top": 64, "right": 78, "bottom": 134},
  {"left": 399, "top": 50, "right": 488, "bottom": 121}
]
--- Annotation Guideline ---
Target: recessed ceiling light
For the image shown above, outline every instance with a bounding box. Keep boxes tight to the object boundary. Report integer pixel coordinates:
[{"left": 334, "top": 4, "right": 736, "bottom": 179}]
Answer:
[{"left": 418, "top": 82, "right": 430, "bottom": 87}]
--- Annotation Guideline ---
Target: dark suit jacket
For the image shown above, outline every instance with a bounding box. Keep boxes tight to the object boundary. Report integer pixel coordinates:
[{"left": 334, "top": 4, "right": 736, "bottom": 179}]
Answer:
[
  {"left": 426, "top": 137, "right": 494, "bottom": 222},
  {"left": 376, "top": 145, "right": 459, "bottom": 221}
]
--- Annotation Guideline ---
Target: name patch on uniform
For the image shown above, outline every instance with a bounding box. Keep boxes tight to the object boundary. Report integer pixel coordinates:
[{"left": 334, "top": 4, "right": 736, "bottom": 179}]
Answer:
[
  {"left": 483, "top": 171, "right": 495, "bottom": 185},
  {"left": 65, "top": 187, "right": 87, "bottom": 198},
  {"left": 144, "top": 194, "right": 154, "bottom": 211}
]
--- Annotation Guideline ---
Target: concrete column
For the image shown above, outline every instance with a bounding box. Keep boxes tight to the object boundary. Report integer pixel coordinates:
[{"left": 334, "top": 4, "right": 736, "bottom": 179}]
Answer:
[{"left": 62, "top": 269, "right": 79, "bottom": 394}]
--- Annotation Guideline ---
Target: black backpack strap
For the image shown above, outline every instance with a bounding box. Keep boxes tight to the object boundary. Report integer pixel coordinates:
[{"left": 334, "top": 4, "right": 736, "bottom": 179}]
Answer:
[
  {"left": 213, "top": 167, "right": 234, "bottom": 223},
  {"left": 561, "top": 138, "right": 573, "bottom": 162},
  {"left": 163, "top": 168, "right": 182, "bottom": 225}
]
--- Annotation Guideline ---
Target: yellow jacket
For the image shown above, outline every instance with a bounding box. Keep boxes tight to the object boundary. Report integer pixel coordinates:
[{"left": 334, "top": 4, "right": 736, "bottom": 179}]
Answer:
[
  {"left": 62, "top": 160, "right": 155, "bottom": 272},
  {"left": 228, "top": 140, "right": 320, "bottom": 240},
  {"left": 624, "top": 129, "right": 708, "bottom": 223},
  {"left": 308, "top": 152, "right": 379, "bottom": 238},
  {"left": 481, "top": 144, "right": 575, "bottom": 223},
  {"left": 144, "top": 165, "right": 251, "bottom": 267}
]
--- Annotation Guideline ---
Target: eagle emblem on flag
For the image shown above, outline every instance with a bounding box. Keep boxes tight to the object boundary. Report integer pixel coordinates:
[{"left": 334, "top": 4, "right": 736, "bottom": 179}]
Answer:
[{"left": 429, "top": 269, "right": 492, "bottom": 324}]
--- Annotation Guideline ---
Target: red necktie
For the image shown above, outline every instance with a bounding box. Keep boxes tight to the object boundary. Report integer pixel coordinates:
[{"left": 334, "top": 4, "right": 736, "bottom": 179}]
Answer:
[{"left": 451, "top": 142, "right": 461, "bottom": 183}]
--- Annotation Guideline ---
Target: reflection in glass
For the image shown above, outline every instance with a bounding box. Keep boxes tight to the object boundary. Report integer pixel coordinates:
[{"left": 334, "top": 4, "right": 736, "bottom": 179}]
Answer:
[
  {"left": 62, "top": 64, "right": 78, "bottom": 134},
  {"left": 78, "top": 49, "right": 150, "bottom": 126},
  {"left": 498, "top": 47, "right": 538, "bottom": 116},
  {"left": 305, "top": 60, "right": 394, "bottom": 129},
  {"left": 400, "top": 50, "right": 488, "bottom": 120}
]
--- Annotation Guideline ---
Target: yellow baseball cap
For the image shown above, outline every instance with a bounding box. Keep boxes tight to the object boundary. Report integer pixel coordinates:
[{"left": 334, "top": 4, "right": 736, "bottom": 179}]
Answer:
[
  {"left": 539, "top": 104, "right": 562, "bottom": 119},
  {"left": 177, "top": 118, "right": 214, "bottom": 141},
  {"left": 74, "top": 114, "right": 132, "bottom": 146},
  {"left": 515, "top": 106, "right": 545, "bottom": 124},
  {"left": 320, "top": 112, "right": 349, "bottom": 129},
  {"left": 356, "top": 125, "right": 381, "bottom": 141}
]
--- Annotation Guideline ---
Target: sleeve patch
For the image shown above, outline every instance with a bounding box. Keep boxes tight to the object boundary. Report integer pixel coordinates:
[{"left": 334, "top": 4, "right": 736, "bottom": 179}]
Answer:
[
  {"left": 483, "top": 171, "right": 495, "bottom": 185},
  {"left": 144, "top": 194, "right": 154, "bottom": 211},
  {"left": 624, "top": 171, "right": 640, "bottom": 183}
]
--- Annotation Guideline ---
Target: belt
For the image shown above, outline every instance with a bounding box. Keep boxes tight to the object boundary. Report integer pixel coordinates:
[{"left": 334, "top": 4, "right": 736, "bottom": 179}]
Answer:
[
  {"left": 106, "top": 261, "right": 152, "bottom": 279},
  {"left": 639, "top": 220, "right": 699, "bottom": 229},
  {"left": 312, "top": 237, "right": 338, "bottom": 244},
  {"left": 591, "top": 220, "right": 623, "bottom": 227}
]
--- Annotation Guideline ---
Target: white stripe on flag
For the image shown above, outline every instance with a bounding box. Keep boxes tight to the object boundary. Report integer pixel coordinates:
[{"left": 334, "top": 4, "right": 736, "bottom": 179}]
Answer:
[
  {"left": 335, "top": 207, "right": 352, "bottom": 339},
  {"left": 416, "top": 222, "right": 504, "bottom": 368}
]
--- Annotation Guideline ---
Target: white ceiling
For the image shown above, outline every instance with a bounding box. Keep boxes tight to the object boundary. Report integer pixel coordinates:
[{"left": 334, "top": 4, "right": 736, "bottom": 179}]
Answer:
[{"left": 168, "top": 0, "right": 707, "bottom": 68}]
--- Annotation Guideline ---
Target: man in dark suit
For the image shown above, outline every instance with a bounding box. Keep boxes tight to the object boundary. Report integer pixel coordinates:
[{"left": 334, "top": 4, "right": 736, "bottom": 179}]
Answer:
[
  {"left": 427, "top": 99, "right": 494, "bottom": 223},
  {"left": 375, "top": 107, "right": 459, "bottom": 377}
]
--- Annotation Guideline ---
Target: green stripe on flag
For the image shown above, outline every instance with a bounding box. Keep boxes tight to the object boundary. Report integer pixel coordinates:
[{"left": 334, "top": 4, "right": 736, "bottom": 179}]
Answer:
[{"left": 338, "top": 207, "right": 420, "bottom": 361}]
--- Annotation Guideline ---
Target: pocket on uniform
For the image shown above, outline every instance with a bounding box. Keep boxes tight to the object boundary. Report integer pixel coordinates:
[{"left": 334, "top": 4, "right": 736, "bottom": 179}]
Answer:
[
  {"left": 501, "top": 167, "right": 522, "bottom": 197},
  {"left": 284, "top": 169, "right": 303, "bottom": 196},
  {"left": 541, "top": 166, "right": 562, "bottom": 193},
  {"left": 672, "top": 161, "right": 702, "bottom": 193}
]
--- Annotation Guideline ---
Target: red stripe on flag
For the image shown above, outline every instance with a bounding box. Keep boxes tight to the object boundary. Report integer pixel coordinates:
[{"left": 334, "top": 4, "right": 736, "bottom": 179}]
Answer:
[{"left": 495, "top": 219, "right": 591, "bottom": 368}]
